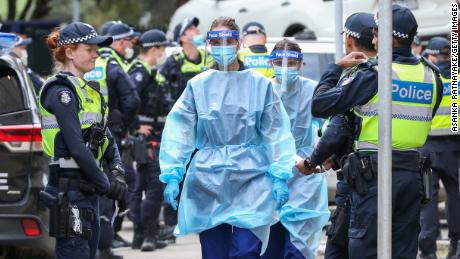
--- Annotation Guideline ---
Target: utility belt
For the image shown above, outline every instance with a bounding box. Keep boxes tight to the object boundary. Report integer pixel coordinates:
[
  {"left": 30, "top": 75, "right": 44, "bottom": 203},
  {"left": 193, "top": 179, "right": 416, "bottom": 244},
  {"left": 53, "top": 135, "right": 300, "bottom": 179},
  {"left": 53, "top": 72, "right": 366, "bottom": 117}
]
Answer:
[
  {"left": 49, "top": 157, "right": 80, "bottom": 169},
  {"left": 341, "top": 150, "right": 423, "bottom": 196},
  {"left": 39, "top": 191, "right": 94, "bottom": 240},
  {"left": 48, "top": 172, "right": 98, "bottom": 194}
]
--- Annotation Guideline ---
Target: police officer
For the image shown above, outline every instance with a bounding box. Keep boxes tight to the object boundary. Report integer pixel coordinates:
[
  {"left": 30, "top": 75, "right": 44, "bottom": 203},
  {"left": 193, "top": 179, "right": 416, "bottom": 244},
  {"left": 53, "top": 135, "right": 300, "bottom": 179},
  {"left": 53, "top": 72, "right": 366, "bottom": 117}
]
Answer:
[
  {"left": 418, "top": 37, "right": 460, "bottom": 259},
  {"left": 84, "top": 22, "right": 140, "bottom": 255},
  {"left": 126, "top": 29, "right": 169, "bottom": 251},
  {"left": 297, "top": 12, "right": 377, "bottom": 259},
  {"left": 11, "top": 34, "right": 45, "bottom": 94},
  {"left": 157, "top": 17, "right": 212, "bottom": 241},
  {"left": 157, "top": 17, "right": 213, "bottom": 111},
  {"left": 238, "top": 22, "right": 274, "bottom": 78},
  {"left": 39, "top": 22, "right": 126, "bottom": 259},
  {"left": 307, "top": 5, "right": 443, "bottom": 258}
]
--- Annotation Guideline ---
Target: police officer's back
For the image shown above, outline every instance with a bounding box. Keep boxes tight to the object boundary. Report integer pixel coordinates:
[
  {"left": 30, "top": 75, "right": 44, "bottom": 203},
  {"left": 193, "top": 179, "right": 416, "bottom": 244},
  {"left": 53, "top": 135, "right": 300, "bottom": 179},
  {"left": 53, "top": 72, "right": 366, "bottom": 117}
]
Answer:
[
  {"left": 418, "top": 37, "right": 460, "bottom": 259},
  {"left": 157, "top": 17, "right": 213, "bottom": 110},
  {"left": 238, "top": 22, "right": 274, "bottom": 78},
  {"left": 311, "top": 5, "right": 444, "bottom": 259}
]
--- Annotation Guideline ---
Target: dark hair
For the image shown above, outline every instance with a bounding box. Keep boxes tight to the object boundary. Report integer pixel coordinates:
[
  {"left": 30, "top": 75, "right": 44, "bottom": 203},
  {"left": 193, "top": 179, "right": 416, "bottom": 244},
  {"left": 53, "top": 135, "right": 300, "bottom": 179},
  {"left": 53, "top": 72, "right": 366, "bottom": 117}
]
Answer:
[
  {"left": 210, "top": 17, "right": 240, "bottom": 31},
  {"left": 272, "top": 38, "right": 301, "bottom": 52},
  {"left": 395, "top": 36, "right": 413, "bottom": 48}
]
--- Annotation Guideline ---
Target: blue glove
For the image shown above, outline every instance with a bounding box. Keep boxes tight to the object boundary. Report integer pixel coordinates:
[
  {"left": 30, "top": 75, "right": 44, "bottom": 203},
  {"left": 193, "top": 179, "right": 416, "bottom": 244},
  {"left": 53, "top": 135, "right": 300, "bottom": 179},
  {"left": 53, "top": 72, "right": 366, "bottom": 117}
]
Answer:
[
  {"left": 164, "top": 179, "right": 180, "bottom": 210},
  {"left": 272, "top": 178, "right": 289, "bottom": 209}
]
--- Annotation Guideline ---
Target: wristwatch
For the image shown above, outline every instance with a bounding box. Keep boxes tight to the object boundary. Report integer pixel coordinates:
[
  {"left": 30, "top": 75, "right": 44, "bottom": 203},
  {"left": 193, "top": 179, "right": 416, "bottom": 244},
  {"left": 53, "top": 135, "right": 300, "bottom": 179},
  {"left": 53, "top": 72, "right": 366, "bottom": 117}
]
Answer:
[{"left": 303, "top": 157, "right": 317, "bottom": 170}]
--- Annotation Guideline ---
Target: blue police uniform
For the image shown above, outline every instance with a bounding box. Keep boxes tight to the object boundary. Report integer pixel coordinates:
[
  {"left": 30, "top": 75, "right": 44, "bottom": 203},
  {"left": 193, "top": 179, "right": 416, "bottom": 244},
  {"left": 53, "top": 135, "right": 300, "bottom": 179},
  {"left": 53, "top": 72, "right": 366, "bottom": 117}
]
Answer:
[
  {"left": 83, "top": 22, "right": 140, "bottom": 255},
  {"left": 38, "top": 22, "right": 126, "bottom": 259},
  {"left": 311, "top": 13, "right": 376, "bottom": 258},
  {"left": 126, "top": 29, "right": 171, "bottom": 251},
  {"left": 418, "top": 37, "right": 460, "bottom": 259},
  {"left": 312, "top": 6, "right": 444, "bottom": 258}
]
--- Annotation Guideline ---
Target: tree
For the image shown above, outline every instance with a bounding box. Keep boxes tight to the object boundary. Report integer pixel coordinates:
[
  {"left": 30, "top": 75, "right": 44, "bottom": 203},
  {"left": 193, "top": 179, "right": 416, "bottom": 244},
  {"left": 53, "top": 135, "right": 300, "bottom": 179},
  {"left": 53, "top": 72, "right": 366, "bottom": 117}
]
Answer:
[{"left": 0, "top": 0, "right": 53, "bottom": 21}]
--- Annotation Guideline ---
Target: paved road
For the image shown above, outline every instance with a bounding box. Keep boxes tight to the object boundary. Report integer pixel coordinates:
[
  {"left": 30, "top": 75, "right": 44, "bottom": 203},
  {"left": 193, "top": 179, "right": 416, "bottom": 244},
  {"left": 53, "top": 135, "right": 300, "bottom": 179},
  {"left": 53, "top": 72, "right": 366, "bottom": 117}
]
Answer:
[{"left": 115, "top": 221, "right": 450, "bottom": 259}]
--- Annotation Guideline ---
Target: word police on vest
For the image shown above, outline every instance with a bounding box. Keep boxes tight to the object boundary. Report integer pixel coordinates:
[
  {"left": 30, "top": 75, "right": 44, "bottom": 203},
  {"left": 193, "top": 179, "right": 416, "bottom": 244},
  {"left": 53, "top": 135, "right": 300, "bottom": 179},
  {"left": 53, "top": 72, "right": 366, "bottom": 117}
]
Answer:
[
  {"left": 392, "top": 80, "right": 433, "bottom": 104},
  {"left": 84, "top": 66, "right": 104, "bottom": 81},
  {"left": 244, "top": 55, "right": 271, "bottom": 68}
]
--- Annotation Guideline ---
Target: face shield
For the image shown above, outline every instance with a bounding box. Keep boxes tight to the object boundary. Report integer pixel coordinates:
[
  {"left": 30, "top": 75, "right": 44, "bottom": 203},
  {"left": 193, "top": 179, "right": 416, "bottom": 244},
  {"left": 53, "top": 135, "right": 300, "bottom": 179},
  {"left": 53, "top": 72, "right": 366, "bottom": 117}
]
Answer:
[
  {"left": 206, "top": 30, "right": 239, "bottom": 72},
  {"left": 0, "top": 33, "right": 18, "bottom": 56},
  {"left": 270, "top": 47, "right": 303, "bottom": 93}
]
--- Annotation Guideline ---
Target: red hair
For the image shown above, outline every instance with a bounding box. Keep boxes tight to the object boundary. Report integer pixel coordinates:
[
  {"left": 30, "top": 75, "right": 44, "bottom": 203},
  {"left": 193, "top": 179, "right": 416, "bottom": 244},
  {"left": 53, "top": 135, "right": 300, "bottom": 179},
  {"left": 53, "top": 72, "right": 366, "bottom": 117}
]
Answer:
[{"left": 47, "top": 29, "right": 79, "bottom": 65}]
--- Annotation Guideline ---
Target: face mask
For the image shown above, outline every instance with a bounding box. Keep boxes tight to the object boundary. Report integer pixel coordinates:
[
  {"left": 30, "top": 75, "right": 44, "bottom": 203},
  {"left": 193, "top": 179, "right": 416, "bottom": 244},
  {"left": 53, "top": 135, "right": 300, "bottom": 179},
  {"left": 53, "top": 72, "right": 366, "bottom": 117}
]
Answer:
[
  {"left": 210, "top": 45, "right": 238, "bottom": 67},
  {"left": 192, "top": 35, "right": 205, "bottom": 47},
  {"left": 156, "top": 52, "right": 166, "bottom": 66},
  {"left": 124, "top": 47, "right": 134, "bottom": 59},
  {"left": 20, "top": 49, "right": 28, "bottom": 66},
  {"left": 274, "top": 66, "right": 299, "bottom": 88}
]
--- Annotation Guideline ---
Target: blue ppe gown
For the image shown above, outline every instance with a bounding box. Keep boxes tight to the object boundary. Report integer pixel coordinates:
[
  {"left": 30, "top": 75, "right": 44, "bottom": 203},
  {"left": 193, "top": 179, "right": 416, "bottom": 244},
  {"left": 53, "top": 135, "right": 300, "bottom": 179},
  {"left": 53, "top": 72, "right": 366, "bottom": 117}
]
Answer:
[
  {"left": 159, "top": 69, "right": 296, "bottom": 252},
  {"left": 275, "top": 76, "right": 330, "bottom": 258}
]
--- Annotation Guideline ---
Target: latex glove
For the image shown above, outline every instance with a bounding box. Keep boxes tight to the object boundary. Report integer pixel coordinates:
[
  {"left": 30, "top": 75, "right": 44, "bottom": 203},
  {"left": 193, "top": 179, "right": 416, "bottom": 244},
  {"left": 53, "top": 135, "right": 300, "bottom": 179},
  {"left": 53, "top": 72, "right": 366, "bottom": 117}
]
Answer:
[
  {"left": 164, "top": 179, "right": 180, "bottom": 210},
  {"left": 272, "top": 178, "right": 289, "bottom": 209}
]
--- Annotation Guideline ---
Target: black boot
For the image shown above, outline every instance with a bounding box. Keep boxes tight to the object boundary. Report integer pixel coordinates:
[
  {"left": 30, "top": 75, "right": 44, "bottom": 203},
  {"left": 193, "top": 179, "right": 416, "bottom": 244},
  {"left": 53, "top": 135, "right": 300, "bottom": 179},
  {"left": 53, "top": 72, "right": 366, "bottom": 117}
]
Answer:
[
  {"left": 141, "top": 223, "right": 157, "bottom": 252},
  {"left": 131, "top": 223, "right": 144, "bottom": 250},
  {"left": 97, "top": 248, "right": 123, "bottom": 259},
  {"left": 158, "top": 224, "right": 175, "bottom": 241}
]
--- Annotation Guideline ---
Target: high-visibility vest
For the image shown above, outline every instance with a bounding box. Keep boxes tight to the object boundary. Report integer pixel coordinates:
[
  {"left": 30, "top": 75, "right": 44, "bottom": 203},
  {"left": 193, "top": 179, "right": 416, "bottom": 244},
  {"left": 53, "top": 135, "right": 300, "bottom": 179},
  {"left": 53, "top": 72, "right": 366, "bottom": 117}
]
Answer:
[
  {"left": 39, "top": 74, "right": 109, "bottom": 161},
  {"left": 354, "top": 62, "right": 438, "bottom": 151},
  {"left": 430, "top": 74, "right": 458, "bottom": 136},
  {"left": 238, "top": 47, "right": 274, "bottom": 78}
]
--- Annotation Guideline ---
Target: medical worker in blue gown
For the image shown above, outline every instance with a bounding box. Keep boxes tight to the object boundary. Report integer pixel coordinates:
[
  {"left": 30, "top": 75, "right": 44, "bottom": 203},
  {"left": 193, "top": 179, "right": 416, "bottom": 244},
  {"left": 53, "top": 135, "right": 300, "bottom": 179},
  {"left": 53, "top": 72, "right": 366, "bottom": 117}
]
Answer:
[
  {"left": 159, "top": 16, "right": 296, "bottom": 258},
  {"left": 262, "top": 39, "right": 330, "bottom": 259}
]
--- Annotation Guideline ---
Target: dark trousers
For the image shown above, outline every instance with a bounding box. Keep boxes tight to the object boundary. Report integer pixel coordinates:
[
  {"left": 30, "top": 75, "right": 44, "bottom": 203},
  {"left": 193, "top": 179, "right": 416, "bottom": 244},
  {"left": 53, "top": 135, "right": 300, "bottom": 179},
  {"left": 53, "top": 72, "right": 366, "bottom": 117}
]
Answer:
[
  {"left": 419, "top": 150, "right": 460, "bottom": 253},
  {"left": 348, "top": 169, "right": 423, "bottom": 259},
  {"left": 98, "top": 196, "right": 115, "bottom": 250},
  {"left": 262, "top": 222, "right": 305, "bottom": 259},
  {"left": 199, "top": 224, "right": 262, "bottom": 259},
  {"left": 325, "top": 180, "right": 351, "bottom": 259},
  {"left": 129, "top": 159, "right": 164, "bottom": 225},
  {"left": 45, "top": 184, "right": 100, "bottom": 259}
]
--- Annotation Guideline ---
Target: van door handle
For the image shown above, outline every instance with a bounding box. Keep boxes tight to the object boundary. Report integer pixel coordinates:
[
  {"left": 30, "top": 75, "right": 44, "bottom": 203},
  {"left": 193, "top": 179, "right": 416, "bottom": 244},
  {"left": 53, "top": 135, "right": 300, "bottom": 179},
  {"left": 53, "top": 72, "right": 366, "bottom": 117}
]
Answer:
[{"left": 239, "top": 7, "right": 247, "bottom": 13}]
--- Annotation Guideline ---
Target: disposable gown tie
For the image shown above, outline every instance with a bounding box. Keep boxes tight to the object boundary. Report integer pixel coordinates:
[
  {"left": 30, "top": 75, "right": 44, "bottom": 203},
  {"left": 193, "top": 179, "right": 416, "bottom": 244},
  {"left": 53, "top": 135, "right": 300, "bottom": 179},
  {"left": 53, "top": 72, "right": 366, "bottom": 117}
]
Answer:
[
  {"left": 159, "top": 69, "right": 296, "bottom": 252},
  {"left": 275, "top": 77, "right": 330, "bottom": 259}
]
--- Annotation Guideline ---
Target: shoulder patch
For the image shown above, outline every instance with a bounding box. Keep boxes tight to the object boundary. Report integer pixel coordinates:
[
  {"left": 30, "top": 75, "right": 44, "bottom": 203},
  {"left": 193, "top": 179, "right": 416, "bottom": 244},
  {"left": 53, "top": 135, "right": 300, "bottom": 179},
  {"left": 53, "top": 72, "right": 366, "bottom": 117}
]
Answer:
[
  {"left": 134, "top": 72, "right": 143, "bottom": 82},
  {"left": 58, "top": 90, "right": 72, "bottom": 105}
]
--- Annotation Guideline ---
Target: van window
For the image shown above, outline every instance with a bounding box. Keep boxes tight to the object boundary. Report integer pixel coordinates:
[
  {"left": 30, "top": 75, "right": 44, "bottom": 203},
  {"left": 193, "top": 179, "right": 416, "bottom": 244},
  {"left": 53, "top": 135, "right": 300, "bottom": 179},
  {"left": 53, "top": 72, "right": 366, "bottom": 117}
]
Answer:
[
  {"left": 300, "top": 53, "right": 335, "bottom": 81},
  {"left": 0, "top": 66, "right": 25, "bottom": 114}
]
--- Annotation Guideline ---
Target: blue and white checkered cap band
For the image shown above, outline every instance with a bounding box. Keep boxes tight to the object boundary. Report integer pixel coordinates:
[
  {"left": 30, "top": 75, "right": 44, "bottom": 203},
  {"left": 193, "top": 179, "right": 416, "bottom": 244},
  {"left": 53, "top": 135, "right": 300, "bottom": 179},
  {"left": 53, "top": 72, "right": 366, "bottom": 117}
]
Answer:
[
  {"left": 57, "top": 32, "right": 97, "bottom": 47},
  {"left": 343, "top": 27, "right": 360, "bottom": 39},
  {"left": 374, "top": 13, "right": 409, "bottom": 39},
  {"left": 270, "top": 50, "right": 303, "bottom": 60},
  {"left": 207, "top": 30, "right": 239, "bottom": 40}
]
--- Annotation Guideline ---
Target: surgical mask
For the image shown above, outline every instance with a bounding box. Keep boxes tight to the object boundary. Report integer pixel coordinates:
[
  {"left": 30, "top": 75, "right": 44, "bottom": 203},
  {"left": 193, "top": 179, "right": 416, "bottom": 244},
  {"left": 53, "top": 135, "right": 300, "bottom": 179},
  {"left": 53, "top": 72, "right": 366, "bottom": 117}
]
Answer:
[
  {"left": 192, "top": 35, "right": 205, "bottom": 47},
  {"left": 210, "top": 46, "right": 238, "bottom": 67},
  {"left": 156, "top": 52, "right": 166, "bottom": 66},
  {"left": 20, "top": 49, "right": 28, "bottom": 66},
  {"left": 274, "top": 66, "right": 299, "bottom": 87},
  {"left": 124, "top": 47, "right": 134, "bottom": 59}
]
